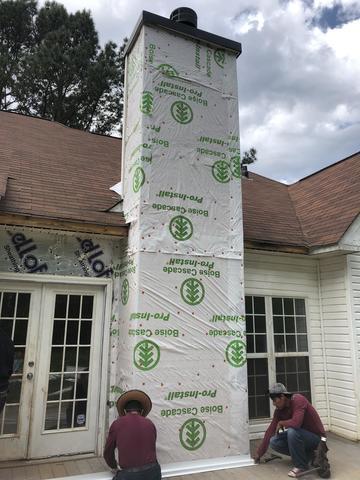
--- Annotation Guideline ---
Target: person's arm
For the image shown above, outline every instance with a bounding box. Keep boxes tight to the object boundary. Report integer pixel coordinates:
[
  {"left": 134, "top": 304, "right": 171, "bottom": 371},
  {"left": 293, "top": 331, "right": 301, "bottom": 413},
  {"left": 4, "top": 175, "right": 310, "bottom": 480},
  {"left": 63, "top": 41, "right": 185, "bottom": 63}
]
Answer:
[
  {"left": 281, "top": 395, "right": 306, "bottom": 429},
  {"left": 103, "top": 423, "right": 118, "bottom": 470},
  {"left": 254, "top": 411, "right": 279, "bottom": 461}
]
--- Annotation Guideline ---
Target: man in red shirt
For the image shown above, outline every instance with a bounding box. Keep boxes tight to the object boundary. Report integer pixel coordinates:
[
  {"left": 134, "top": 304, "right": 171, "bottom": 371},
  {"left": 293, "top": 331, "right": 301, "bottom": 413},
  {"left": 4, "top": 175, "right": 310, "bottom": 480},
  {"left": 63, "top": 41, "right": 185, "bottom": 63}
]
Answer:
[
  {"left": 254, "top": 383, "right": 326, "bottom": 478},
  {"left": 104, "top": 390, "right": 161, "bottom": 480}
]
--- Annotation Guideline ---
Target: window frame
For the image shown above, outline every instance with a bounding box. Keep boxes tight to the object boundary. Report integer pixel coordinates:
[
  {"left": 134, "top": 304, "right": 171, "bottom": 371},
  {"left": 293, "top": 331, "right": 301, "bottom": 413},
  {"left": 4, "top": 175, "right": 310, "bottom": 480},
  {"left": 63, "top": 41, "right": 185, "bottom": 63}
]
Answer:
[{"left": 246, "top": 294, "right": 313, "bottom": 424}]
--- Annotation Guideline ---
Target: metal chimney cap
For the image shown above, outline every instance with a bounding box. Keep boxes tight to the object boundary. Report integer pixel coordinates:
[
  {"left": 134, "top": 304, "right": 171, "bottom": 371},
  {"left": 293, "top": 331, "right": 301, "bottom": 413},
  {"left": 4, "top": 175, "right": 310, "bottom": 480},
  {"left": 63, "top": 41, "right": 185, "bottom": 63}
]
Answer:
[{"left": 170, "top": 7, "right": 197, "bottom": 28}]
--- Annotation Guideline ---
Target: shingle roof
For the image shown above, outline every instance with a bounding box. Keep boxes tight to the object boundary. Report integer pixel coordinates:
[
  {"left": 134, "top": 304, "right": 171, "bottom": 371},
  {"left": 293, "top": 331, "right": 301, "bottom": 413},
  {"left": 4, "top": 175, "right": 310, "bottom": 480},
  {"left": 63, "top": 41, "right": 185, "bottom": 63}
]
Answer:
[
  {"left": 288, "top": 152, "right": 360, "bottom": 247},
  {"left": 1, "top": 112, "right": 358, "bottom": 250},
  {"left": 0, "top": 111, "right": 125, "bottom": 229},
  {"left": 242, "top": 151, "right": 360, "bottom": 250}
]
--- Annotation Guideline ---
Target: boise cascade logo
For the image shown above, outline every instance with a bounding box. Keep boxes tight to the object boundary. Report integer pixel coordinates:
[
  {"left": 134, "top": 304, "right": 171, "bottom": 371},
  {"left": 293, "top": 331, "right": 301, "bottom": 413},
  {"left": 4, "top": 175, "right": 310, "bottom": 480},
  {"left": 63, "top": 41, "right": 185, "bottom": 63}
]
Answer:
[
  {"left": 171, "top": 101, "right": 193, "bottom": 124},
  {"left": 133, "top": 340, "right": 160, "bottom": 371},
  {"left": 230, "top": 155, "right": 241, "bottom": 178},
  {"left": 169, "top": 215, "right": 193, "bottom": 241},
  {"left": 179, "top": 418, "right": 206, "bottom": 451},
  {"left": 157, "top": 63, "right": 178, "bottom": 77},
  {"left": 212, "top": 160, "right": 231, "bottom": 183},
  {"left": 180, "top": 278, "right": 205, "bottom": 305},
  {"left": 132, "top": 166, "right": 145, "bottom": 193},
  {"left": 121, "top": 278, "right": 129, "bottom": 305},
  {"left": 140, "top": 91, "right": 153, "bottom": 115},
  {"left": 214, "top": 49, "right": 225, "bottom": 68},
  {"left": 225, "top": 340, "right": 246, "bottom": 367}
]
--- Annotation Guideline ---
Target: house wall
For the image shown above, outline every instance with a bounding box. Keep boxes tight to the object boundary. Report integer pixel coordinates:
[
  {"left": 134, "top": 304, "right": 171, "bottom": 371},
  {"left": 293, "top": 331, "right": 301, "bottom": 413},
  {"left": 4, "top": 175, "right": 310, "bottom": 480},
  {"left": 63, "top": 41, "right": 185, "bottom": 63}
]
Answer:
[
  {"left": 319, "top": 254, "right": 359, "bottom": 440},
  {"left": 244, "top": 250, "right": 328, "bottom": 438},
  {"left": 347, "top": 252, "right": 360, "bottom": 439}
]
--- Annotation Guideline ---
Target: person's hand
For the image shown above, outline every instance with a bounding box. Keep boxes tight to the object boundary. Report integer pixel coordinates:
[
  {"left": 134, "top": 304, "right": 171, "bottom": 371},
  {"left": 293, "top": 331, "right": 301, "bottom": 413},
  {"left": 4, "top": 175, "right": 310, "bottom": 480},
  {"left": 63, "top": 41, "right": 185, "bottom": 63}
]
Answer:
[
  {"left": 276, "top": 421, "right": 285, "bottom": 434},
  {"left": 253, "top": 454, "right": 261, "bottom": 464}
]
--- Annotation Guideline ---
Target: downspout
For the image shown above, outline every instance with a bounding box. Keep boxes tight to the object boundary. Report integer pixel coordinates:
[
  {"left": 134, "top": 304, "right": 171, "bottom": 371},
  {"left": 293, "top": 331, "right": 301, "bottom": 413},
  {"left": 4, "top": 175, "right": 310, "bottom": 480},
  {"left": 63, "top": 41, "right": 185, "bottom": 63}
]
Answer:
[{"left": 317, "top": 260, "right": 331, "bottom": 430}]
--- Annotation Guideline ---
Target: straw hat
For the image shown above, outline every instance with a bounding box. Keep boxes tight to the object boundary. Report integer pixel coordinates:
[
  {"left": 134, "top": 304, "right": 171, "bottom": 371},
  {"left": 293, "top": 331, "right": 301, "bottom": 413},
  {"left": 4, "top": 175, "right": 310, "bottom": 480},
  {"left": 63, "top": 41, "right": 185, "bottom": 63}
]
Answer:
[{"left": 116, "top": 390, "right": 152, "bottom": 417}]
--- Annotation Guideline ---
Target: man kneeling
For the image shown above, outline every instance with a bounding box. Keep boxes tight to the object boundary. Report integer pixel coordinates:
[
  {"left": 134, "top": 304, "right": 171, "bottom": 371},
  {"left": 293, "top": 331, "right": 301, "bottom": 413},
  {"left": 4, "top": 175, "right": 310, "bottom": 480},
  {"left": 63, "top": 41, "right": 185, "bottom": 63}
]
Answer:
[
  {"left": 254, "top": 383, "right": 326, "bottom": 478},
  {"left": 104, "top": 390, "right": 161, "bottom": 480}
]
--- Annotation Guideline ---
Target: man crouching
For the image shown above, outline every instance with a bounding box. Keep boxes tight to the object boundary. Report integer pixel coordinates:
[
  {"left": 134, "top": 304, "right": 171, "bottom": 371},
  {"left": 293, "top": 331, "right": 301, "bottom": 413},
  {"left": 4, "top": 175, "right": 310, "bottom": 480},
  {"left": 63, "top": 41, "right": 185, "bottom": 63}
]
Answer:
[
  {"left": 104, "top": 390, "right": 161, "bottom": 480},
  {"left": 254, "top": 383, "right": 326, "bottom": 478}
]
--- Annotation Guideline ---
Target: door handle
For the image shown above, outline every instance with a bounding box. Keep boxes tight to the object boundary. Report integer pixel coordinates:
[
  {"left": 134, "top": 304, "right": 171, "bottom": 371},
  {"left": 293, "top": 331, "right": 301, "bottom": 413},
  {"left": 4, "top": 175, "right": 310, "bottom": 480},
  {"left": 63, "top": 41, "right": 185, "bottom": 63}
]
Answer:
[{"left": 27, "top": 373, "right": 34, "bottom": 380}]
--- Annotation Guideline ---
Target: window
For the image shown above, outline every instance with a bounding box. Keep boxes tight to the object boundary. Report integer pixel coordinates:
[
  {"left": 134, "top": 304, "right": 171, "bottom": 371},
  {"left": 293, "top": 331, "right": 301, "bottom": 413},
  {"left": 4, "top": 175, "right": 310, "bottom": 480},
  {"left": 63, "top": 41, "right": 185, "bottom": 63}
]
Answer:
[{"left": 246, "top": 296, "right": 311, "bottom": 420}]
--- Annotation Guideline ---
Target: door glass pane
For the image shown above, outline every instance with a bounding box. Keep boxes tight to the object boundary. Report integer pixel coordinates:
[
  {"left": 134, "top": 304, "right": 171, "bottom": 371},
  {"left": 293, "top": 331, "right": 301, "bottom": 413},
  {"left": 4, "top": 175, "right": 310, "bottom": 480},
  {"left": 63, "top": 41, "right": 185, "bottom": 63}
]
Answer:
[
  {"left": 44, "top": 293, "right": 94, "bottom": 431},
  {"left": 0, "top": 291, "right": 31, "bottom": 437}
]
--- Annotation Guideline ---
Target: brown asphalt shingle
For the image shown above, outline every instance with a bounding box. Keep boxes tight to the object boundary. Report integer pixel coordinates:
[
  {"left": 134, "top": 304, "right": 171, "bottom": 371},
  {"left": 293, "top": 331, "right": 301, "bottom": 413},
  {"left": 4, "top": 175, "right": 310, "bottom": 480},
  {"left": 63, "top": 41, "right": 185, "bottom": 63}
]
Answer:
[
  {"left": 0, "top": 111, "right": 125, "bottom": 227},
  {"left": 1, "top": 111, "right": 359, "bottom": 250}
]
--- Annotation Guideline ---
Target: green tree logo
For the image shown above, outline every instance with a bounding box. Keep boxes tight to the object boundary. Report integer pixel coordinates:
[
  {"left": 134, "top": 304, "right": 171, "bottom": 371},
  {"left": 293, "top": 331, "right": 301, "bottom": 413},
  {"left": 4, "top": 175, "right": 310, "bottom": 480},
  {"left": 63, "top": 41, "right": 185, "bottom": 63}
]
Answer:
[
  {"left": 214, "top": 49, "right": 225, "bottom": 68},
  {"left": 230, "top": 155, "right": 241, "bottom": 178},
  {"left": 212, "top": 160, "right": 231, "bottom": 183},
  {"left": 179, "top": 418, "right": 206, "bottom": 451},
  {"left": 132, "top": 166, "right": 145, "bottom": 193},
  {"left": 180, "top": 278, "right": 205, "bottom": 305},
  {"left": 157, "top": 63, "right": 178, "bottom": 77},
  {"left": 140, "top": 91, "right": 153, "bottom": 115},
  {"left": 171, "top": 101, "right": 193, "bottom": 124},
  {"left": 225, "top": 340, "right": 246, "bottom": 367},
  {"left": 121, "top": 278, "right": 129, "bottom": 305},
  {"left": 169, "top": 215, "right": 193, "bottom": 241},
  {"left": 133, "top": 340, "right": 160, "bottom": 371}
]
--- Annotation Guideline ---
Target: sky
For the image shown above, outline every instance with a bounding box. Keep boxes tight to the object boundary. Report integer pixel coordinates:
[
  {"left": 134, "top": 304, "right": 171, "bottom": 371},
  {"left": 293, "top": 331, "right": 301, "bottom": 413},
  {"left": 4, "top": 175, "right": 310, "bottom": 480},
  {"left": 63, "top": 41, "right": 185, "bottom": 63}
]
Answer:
[{"left": 39, "top": 0, "right": 360, "bottom": 183}]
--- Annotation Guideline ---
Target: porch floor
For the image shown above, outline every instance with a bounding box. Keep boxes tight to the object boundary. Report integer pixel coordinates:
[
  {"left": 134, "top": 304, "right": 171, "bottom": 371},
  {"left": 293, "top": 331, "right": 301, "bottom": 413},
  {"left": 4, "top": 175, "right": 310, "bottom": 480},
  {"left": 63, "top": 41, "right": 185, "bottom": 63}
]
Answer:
[{"left": 0, "top": 433, "right": 359, "bottom": 480}]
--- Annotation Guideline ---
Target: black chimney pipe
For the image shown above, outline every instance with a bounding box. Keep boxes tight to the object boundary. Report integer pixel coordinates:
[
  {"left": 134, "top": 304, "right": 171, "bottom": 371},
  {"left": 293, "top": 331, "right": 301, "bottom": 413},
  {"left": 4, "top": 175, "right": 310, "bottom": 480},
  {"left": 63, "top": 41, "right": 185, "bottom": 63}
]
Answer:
[{"left": 170, "top": 7, "right": 197, "bottom": 28}]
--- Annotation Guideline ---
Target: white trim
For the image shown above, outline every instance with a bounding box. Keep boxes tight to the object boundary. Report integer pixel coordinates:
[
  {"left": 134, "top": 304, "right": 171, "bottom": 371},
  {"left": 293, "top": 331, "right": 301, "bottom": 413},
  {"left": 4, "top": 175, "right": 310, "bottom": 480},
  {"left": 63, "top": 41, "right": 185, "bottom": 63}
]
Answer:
[
  {"left": 316, "top": 261, "right": 331, "bottom": 428},
  {"left": 50, "top": 456, "right": 254, "bottom": 480},
  {"left": 0, "top": 272, "right": 111, "bottom": 286},
  {"left": 345, "top": 255, "right": 360, "bottom": 439},
  {"left": 97, "top": 281, "right": 113, "bottom": 455}
]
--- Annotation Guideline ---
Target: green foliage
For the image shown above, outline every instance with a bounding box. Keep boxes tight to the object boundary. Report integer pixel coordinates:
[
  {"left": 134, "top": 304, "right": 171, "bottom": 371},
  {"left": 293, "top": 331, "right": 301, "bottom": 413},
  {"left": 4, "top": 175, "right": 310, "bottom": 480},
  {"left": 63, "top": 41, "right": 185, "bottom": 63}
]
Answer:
[
  {"left": 241, "top": 147, "right": 257, "bottom": 165},
  {"left": 0, "top": 0, "right": 126, "bottom": 134}
]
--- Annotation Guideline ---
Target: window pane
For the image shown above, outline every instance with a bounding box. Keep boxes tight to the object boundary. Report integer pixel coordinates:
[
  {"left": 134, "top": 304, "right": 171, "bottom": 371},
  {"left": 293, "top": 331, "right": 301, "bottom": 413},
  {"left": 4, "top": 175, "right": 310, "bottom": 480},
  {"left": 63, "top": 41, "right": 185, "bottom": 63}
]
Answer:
[
  {"left": 50, "top": 347, "right": 63, "bottom": 372},
  {"left": 285, "top": 316, "right": 295, "bottom": 333},
  {"left": 295, "top": 299, "right": 306, "bottom": 315},
  {"left": 81, "top": 296, "right": 94, "bottom": 319},
  {"left": 13, "top": 348, "right": 25, "bottom": 374},
  {"left": 286, "top": 373, "right": 298, "bottom": 392},
  {"left": 47, "top": 374, "right": 61, "bottom": 401},
  {"left": 284, "top": 298, "right": 294, "bottom": 315},
  {"left": 52, "top": 321, "right": 65, "bottom": 345},
  {"left": 246, "top": 335, "right": 254, "bottom": 353},
  {"left": 1, "top": 292, "right": 16, "bottom": 317},
  {"left": 254, "top": 316, "right": 266, "bottom": 333},
  {"left": 297, "top": 335, "right": 308, "bottom": 352},
  {"left": 246, "top": 315, "right": 253, "bottom": 334},
  {"left": 255, "top": 335, "right": 267, "bottom": 353},
  {"left": 276, "top": 357, "right": 285, "bottom": 373},
  {"left": 45, "top": 403, "right": 59, "bottom": 430},
  {"left": 273, "top": 316, "right": 284, "bottom": 333},
  {"left": 68, "top": 296, "right": 81, "bottom": 319},
  {"left": 64, "top": 348, "right": 77, "bottom": 372},
  {"left": 7, "top": 377, "right": 22, "bottom": 403},
  {"left": 78, "top": 347, "right": 90, "bottom": 370},
  {"left": 16, "top": 293, "right": 31, "bottom": 317},
  {"left": 3, "top": 405, "right": 19, "bottom": 434},
  {"left": 274, "top": 335, "right": 285, "bottom": 352},
  {"left": 0, "top": 319, "right": 13, "bottom": 338},
  {"left": 245, "top": 296, "right": 253, "bottom": 314},
  {"left": 286, "top": 335, "right": 296, "bottom": 352},
  {"left": 66, "top": 321, "right": 79, "bottom": 345},
  {"left": 54, "top": 295, "right": 67, "bottom": 318},
  {"left": 247, "top": 358, "right": 269, "bottom": 419},
  {"left": 272, "top": 298, "right": 283, "bottom": 315},
  {"left": 253, "top": 297, "right": 265, "bottom": 314},
  {"left": 13, "top": 320, "right": 28, "bottom": 344},
  {"left": 62, "top": 373, "right": 76, "bottom": 400},
  {"left": 80, "top": 321, "right": 92, "bottom": 344},
  {"left": 296, "top": 317, "right": 307, "bottom": 333}
]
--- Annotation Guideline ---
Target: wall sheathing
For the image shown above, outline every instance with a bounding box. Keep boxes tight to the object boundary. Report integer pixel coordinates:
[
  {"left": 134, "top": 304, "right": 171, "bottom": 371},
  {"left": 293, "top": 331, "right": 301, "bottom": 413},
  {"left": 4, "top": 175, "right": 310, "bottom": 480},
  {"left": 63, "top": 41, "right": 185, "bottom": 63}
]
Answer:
[{"left": 116, "top": 25, "right": 249, "bottom": 469}]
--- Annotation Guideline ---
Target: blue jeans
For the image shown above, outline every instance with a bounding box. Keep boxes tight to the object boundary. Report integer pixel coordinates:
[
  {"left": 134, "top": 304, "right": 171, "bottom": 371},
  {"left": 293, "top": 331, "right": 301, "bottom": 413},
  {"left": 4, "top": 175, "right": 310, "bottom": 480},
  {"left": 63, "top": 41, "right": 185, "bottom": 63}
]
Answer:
[{"left": 269, "top": 428, "right": 320, "bottom": 470}]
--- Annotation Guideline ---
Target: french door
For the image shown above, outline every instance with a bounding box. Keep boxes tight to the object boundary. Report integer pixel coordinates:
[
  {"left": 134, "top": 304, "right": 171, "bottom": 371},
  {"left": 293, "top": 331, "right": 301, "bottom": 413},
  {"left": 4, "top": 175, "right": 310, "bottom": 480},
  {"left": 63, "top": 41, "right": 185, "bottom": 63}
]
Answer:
[{"left": 0, "top": 281, "right": 105, "bottom": 461}]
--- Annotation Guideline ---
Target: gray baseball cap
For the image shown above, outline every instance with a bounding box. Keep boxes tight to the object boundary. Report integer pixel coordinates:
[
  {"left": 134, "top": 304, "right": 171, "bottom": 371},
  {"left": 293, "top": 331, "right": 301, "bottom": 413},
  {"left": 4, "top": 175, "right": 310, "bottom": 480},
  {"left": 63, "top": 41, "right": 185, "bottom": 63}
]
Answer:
[{"left": 268, "top": 383, "right": 292, "bottom": 396}]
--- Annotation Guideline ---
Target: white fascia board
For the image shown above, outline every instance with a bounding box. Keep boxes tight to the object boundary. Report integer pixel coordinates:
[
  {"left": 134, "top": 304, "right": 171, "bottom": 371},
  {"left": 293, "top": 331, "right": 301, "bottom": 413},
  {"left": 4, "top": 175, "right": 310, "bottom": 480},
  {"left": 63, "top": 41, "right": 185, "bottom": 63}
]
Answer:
[{"left": 310, "top": 214, "right": 360, "bottom": 256}]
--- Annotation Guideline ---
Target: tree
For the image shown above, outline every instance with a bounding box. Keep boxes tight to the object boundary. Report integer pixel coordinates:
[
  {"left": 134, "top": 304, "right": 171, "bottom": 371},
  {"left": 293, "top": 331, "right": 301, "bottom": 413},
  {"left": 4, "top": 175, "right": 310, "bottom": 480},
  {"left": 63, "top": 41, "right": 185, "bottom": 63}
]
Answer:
[
  {"left": 241, "top": 147, "right": 257, "bottom": 166},
  {"left": 0, "top": 0, "right": 125, "bottom": 135}
]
